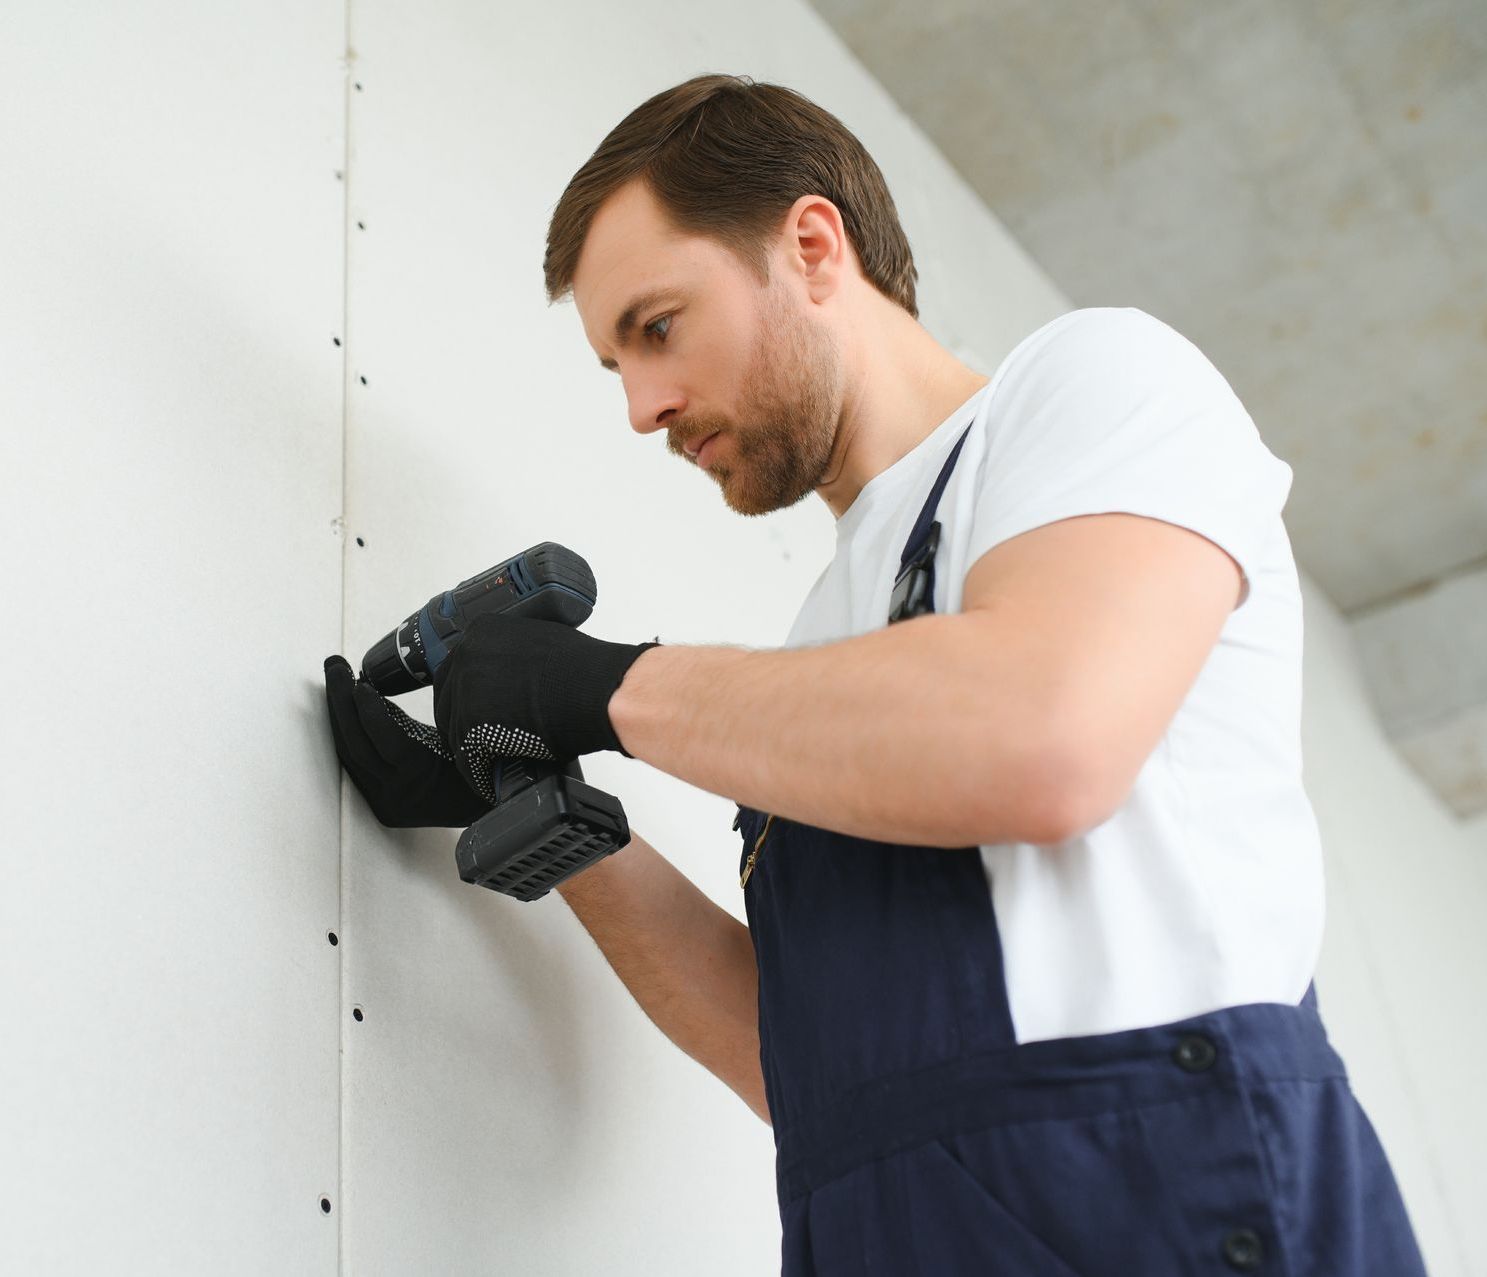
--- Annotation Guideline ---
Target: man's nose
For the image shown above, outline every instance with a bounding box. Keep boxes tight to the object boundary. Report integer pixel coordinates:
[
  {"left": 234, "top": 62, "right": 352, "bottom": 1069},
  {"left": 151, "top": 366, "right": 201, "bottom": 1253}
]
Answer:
[{"left": 624, "top": 370, "right": 685, "bottom": 437}]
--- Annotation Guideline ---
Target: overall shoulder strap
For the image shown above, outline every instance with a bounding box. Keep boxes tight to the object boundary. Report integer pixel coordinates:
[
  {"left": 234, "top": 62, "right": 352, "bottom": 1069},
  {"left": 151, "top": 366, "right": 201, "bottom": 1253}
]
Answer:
[{"left": 887, "top": 421, "right": 976, "bottom": 625}]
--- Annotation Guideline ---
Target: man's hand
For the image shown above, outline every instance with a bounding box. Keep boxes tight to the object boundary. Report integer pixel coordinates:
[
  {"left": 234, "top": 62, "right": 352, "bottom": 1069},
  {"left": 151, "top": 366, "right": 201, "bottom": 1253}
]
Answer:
[
  {"left": 323, "top": 654, "right": 493, "bottom": 828},
  {"left": 430, "top": 612, "right": 660, "bottom": 800}
]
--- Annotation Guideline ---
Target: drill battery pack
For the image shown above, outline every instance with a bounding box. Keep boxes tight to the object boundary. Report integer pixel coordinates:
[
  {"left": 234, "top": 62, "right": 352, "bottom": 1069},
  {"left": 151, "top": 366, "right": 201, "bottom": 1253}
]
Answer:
[{"left": 454, "top": 768, "right": 630, "bottom": 902}]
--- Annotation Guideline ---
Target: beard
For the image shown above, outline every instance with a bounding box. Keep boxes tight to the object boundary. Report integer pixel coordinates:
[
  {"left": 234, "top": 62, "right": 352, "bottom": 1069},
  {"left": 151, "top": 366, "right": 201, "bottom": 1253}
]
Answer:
[{"left": 678, "top": 282, "right": 844, "bottom": 518}]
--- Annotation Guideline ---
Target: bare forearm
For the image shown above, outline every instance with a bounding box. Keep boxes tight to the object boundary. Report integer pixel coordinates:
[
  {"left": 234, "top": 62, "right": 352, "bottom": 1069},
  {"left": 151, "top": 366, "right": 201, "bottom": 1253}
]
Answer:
[
  {"left": 609, "top": 612, "right": 1075, "bottom": 848},
  {"left": 556, "top": 830, "right": 769, "bottom": 1124}
]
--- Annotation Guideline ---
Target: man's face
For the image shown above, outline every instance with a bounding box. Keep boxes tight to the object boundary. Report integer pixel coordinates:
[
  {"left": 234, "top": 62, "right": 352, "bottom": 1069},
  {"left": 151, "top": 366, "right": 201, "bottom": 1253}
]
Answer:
[{"left": 572, "top": 179, "right": 843, "bottom": 517}]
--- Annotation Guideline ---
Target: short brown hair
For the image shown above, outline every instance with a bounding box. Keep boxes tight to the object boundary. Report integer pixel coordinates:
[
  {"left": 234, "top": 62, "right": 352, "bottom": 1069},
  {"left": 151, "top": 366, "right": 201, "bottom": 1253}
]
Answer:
[{"left": 544, "top": 73, "right": 919, "bottom": 318}]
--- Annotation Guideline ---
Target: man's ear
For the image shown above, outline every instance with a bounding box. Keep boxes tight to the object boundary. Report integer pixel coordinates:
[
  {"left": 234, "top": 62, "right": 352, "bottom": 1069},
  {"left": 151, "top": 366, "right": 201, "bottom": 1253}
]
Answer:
[{"left": 781, "top": 194, "right": 849, "bottom": 304}]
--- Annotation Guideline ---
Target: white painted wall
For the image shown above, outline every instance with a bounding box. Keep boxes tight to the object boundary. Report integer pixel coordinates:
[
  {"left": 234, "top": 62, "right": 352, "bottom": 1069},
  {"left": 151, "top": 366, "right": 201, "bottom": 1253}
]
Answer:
[
  {"left": 1299, "top": 577, "right": 1487, "bottom": 1277},
  {"left": 2, "top": 1, "right": 1481, "bottom": 1274}
]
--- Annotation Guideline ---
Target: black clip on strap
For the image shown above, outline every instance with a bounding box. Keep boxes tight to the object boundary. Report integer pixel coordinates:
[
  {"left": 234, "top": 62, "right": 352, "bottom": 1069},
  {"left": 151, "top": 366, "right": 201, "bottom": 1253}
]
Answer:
[{"left": 888, "top": 421, "right": 976, "bottom": 625}]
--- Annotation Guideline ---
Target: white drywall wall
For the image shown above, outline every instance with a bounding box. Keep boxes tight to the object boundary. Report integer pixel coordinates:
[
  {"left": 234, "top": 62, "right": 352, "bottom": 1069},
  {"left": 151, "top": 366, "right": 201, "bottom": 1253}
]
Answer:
[
  {"left": 0, "top": 2, "right": 346, "bottom": 1272},
  {"left": 2, "top": 0, "right": 1481, "bottom": 1274}
]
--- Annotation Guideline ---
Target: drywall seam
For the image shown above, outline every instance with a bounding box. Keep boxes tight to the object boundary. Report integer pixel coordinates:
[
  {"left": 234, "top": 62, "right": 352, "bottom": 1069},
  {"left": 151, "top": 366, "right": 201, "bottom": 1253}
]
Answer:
[{"left": 337, "top": 2, "right": 355, "bottom": 1271}]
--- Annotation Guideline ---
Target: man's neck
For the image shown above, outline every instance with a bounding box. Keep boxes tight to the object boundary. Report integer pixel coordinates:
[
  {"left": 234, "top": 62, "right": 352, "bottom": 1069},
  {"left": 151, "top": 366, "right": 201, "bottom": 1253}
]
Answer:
[{"left": 817, "top": 307, "right": 990, "bottom": 520}]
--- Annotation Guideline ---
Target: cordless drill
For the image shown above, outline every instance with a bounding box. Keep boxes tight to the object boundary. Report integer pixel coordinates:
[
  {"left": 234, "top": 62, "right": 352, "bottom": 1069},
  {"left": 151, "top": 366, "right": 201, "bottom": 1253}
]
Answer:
[{"left": 360, "top": 542, "right": 630, "bottom": 901}]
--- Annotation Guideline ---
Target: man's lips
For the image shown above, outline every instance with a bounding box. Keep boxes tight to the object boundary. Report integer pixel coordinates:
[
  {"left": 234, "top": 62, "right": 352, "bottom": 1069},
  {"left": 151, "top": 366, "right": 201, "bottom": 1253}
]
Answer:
[{"left": 685, "top": 431, "right": 720, "bottom": 460}]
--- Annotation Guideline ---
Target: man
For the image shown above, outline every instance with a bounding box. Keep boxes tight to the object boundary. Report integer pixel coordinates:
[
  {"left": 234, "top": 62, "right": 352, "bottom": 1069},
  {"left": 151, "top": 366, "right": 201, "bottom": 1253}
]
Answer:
[{"left": 325, "top": 74, "right": 1424, "bottom": 1274}]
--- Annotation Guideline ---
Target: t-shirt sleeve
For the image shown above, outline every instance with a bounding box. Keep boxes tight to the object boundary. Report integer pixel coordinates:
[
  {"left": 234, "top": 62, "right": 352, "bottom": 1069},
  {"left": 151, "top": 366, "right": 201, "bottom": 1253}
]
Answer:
[{"left": 964, "top": 307, "right": 1294, "bottom": 612}]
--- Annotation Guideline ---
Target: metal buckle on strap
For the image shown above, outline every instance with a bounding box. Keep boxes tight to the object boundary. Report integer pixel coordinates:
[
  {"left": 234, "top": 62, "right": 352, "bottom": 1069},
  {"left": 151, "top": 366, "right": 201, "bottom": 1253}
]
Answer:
[{"left": 740, "top": 814, "right": 776, "bottom": 888}]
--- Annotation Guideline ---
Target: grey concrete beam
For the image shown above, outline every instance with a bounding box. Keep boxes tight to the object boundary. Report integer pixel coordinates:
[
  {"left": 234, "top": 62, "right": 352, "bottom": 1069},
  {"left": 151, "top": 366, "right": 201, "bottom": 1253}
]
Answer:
[{"left": 1351, "top": 563, "right": 1487, "bottom": 818}]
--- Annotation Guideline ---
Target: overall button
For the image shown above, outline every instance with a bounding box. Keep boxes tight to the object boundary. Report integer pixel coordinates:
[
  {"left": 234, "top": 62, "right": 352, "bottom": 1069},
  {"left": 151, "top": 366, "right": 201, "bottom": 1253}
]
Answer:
[
  {"left": 1173, "top": 1034, "right": 1218, "bottom": 1072},
  {"left": 1222, "top": 1227, "right": 1264, "bottom": 1270}
]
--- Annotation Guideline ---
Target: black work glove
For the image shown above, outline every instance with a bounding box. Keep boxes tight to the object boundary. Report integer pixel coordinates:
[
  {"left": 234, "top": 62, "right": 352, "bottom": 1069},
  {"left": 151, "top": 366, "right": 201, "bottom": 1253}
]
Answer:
[
  {"left": 323, "top": 654, "right": 496, "bottom": 828},
  {"left": 431, "top": 612, "right": 660, "bottom": 799}
]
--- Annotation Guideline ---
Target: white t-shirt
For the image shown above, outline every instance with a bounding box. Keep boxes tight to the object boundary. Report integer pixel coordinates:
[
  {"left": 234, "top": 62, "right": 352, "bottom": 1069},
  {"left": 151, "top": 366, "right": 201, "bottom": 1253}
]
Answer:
[{"left": 785, "top": 306, "right": 1324, "bottom": 1045}]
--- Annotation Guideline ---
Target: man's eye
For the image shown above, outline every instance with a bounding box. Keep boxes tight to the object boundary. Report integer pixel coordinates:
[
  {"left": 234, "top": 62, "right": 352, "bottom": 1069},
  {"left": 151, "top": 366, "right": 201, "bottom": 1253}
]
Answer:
[{"left": 644, "top": 314, "right": 672, "bottom": 342}]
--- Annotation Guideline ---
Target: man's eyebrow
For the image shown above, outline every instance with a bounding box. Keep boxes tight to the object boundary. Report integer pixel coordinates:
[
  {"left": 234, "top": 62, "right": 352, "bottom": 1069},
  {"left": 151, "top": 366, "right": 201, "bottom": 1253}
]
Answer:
[{"left": 597, "top": 288, "right": 682, "bottom": 371}]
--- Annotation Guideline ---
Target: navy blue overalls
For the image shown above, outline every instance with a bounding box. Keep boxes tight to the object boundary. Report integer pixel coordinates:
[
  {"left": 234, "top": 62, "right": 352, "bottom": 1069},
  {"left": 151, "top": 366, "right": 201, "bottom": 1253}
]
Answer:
[{"left": 734, "top": 422, "right": 1425, "bottom": 1276}]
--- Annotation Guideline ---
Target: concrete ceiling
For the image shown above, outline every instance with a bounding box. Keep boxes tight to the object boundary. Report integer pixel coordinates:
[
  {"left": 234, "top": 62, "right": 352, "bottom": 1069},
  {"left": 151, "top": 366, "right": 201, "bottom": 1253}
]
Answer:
[
  {"left": 809, "top": 0, "right": 1487, "bottom": 616},
  {"left": 807, "top": 0, "right": 1487, "bottom": 816}
]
